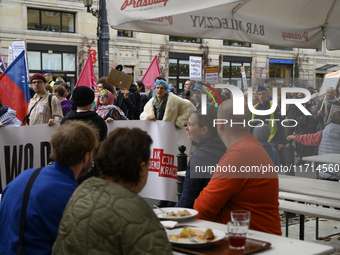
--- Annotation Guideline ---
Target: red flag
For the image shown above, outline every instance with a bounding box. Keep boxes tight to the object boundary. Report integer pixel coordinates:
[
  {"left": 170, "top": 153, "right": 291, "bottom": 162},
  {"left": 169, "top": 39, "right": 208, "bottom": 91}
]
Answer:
[
  {"left": 141, "top": 55, "right": 161, "bottom": 90},
  {"left": 75, "top": 53, "right": 97, "bottom": 91}
]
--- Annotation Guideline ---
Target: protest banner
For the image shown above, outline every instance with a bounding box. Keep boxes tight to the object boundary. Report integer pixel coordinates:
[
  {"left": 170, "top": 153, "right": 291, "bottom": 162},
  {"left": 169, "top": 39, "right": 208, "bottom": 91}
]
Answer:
[
  {"left": 107, "top": 68, "right": 133, "bottom": 91},
  {"left": 11, "top": 40, "right": 29, "bottom": 82},
  {"left": 0, "top": 121, "right": 190, "bottom": 201},
  {"left": 12, "top": 41, "right": 26, "bottom": 59},
  {"left": 0, "top": 124, "right": 58, "bottom": 191},
  {"left": 241, "top": 66, "right": 248, "bottom": 90},
  {"left": 190, "top": 56, "right": 202, "bottom": 81},
  {"left": 319, "top": 71, "right": 340, "bottom": 95},
  {"left": 7, "top": 47, "right": 13, "bottom": 66},
  {"left": 205, "top": 66, "right": 218, "bottom": 83},
  {"left": 327, "top": 104, "right": 340, "bottom": 123}
]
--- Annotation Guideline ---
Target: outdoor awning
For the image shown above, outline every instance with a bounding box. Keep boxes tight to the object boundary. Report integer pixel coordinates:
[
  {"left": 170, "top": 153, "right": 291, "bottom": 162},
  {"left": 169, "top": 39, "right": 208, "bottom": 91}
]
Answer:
[
  {"left": 107, "top": 0, "right": 340, "bottom": 50},
  {"left": 315, "top": 64, "right": 338, "bottom": 70}
]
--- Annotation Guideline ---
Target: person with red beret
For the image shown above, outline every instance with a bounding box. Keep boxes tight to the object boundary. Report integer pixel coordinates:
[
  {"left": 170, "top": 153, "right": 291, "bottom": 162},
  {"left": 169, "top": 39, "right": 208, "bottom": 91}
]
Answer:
[{"left": 25, "top": 73, "right": 63, "bottom": 126}]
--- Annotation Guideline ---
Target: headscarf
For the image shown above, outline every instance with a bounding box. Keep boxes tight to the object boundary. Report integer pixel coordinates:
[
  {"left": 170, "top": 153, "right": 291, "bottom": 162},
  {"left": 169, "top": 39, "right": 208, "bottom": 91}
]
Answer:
[{"left": 96, "top": 89, "right": 125, "bottom": 119}]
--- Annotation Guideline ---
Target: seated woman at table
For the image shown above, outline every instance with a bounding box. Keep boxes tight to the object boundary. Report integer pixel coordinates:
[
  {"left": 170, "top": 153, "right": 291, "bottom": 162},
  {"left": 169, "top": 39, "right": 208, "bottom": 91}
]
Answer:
[
  {"left": 52, "top": 128, "right": 172, "bottom": 255},
  {"left": 287, "top": 110, "right": 340, "bottom": 181},
  {"left": 176, "top": 109, "right": 226, "bottom": 208}
]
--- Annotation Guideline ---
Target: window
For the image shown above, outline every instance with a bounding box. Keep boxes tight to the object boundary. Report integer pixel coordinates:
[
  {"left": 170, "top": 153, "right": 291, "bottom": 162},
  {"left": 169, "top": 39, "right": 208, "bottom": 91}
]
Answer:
[
  {"left": 117, "top": 30, "right": 133, "bottom": 37},
  {"left": 315, "top": 74, "right": 324, "bottom": 90},
  {"left": 269, "top": 59, "right": 294, "bottom": 85},
  {"left": 27, "top": 44, "right": 77, "bottom": 89},
  {"left": 169, "top": 36, "right": 202, "bottom": 43},
  {"left": 168, "top": 52, "right": 202, "bottom": 94},
  {"left": 269, "top": 46, "right": 293, "bottom": 51},
  {"left": 222, "top": 56, "right": 252, "bottom": 89},
  {"left": 223, "top": 40, "right": 251, "bottom": 47},
  {"left": 27, "top": 8, "right": 75, "bottom": 33}
]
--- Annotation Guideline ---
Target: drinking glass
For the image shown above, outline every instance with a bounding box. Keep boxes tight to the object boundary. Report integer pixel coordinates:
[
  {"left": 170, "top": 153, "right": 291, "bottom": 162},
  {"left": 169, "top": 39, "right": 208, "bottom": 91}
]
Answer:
[
  {"left": 228, "top": 210, "right": 251, "bottom": 249},
  {"left": 227, "top": 222, "right": 247, "bottom": 249}
]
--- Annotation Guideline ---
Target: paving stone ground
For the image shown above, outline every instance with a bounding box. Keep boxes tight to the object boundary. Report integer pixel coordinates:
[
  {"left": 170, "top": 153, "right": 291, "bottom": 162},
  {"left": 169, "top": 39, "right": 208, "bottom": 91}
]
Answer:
[{"left": 280, "top": 212, "right": 340, "bottom": 254}]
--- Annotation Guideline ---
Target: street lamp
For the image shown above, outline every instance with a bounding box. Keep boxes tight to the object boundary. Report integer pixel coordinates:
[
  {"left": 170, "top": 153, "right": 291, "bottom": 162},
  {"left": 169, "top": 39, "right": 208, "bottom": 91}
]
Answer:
[{"left": 83, "top": 0, "right": 110, "bottom": 77}]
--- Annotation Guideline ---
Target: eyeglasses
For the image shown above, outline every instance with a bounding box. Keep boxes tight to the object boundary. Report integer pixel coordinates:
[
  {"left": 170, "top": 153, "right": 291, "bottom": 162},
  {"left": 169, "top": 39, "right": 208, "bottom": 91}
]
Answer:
[
  {"left": 32, "top": 81, "right": 44, "bottom": 85},
  {"left": 98, "top": 94, "right": 108, "bottom": 98}
]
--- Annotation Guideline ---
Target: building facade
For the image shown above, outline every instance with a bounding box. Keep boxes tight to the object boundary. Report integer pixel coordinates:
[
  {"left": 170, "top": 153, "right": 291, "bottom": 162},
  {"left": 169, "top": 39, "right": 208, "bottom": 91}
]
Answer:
[{"left": 1, "top": 0, "right": 340, "bottom": 92}]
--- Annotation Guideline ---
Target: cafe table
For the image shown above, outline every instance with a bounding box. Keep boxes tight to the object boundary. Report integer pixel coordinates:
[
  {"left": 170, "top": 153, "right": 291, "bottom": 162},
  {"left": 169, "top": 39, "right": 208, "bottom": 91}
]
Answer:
[
  {"left": 171, "top": 218, "right": 334, "bottom": 255},
  {"left": 279, "top": 175, "right": 340, "bottom": 201},
  {"left": 302, "top": 154, "right": 340, "bottom": 178},
  {"left": 279, "top": 175, "right": 340, "bottom": 240}
]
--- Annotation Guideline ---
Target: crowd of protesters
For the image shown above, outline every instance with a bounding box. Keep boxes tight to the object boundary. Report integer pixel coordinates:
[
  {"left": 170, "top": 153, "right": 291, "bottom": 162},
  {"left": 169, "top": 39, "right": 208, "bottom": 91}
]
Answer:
[{"left": 1, "top": 69, "right": 340, "bottom": 253}]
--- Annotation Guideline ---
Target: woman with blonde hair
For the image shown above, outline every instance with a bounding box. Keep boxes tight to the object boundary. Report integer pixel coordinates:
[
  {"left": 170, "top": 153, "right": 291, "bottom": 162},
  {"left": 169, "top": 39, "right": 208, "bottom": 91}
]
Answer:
[{"left": 96, "top": 89, "right": 127, "bottom": 122}]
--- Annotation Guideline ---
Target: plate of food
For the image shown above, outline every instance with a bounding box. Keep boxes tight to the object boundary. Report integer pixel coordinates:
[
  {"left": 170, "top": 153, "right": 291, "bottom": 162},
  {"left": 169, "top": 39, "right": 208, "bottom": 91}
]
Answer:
[
  {"left": 167, "top": 227, "right": 225, "bottom": 248},
  {"left": 153, "top": 207, "right": 198, "bottom": 221}
]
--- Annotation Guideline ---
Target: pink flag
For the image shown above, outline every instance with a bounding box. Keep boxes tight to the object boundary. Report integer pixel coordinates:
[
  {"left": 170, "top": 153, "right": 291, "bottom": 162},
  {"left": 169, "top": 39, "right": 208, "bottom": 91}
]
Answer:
[
  {"left": 75, "top": 53, "right": 97, "bottom": 91},
  {"left": 141, "top": 55, "right": 161, "bottom": 90}
]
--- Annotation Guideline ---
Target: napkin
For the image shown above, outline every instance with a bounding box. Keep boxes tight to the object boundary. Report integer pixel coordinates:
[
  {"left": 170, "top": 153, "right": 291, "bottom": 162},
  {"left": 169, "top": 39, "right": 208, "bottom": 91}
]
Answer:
[{"left": 161, "top": 220, "right": 178, "bottom": 229}]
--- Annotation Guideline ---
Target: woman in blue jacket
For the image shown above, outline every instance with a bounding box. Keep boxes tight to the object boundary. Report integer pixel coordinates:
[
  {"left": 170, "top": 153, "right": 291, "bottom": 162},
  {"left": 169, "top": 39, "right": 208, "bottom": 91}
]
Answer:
[{"left": 176, "top": 109, "right": 226, "bottom": 208}]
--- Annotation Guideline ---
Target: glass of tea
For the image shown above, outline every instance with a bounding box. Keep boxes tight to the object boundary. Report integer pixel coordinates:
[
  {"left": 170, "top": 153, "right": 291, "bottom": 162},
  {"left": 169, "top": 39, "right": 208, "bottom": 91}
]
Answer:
[
  {"left": 227, "top": 222, "right": 247, "bottom": 250},
  {"left": 228, "top": 210, "right": 251, "bottom": 249}
]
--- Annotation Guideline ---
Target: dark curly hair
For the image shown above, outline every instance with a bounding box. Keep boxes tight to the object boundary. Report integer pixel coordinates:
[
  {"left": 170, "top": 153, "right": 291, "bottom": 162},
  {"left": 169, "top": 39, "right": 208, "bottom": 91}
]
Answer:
[
  {"left": 136, "top": 81, "right": 145, "bottom": 92},
  {"left": 95, "top": 128, "right": 153, "bottom": 185},
  {"left": 97, "top": 76, "right": 115, "bottom": 94}
]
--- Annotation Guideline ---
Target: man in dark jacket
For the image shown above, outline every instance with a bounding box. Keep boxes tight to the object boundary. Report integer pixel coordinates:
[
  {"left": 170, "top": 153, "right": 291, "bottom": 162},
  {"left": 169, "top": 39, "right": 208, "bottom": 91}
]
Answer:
[
  {"left": 61, "top": 86, "right": 107, "bottom": 184},
  {"left": 61, "top": 86, "right": 107, "bottom": 142},
  {"left": 115, "top": 84, "right": 140, "bottom": 120}
]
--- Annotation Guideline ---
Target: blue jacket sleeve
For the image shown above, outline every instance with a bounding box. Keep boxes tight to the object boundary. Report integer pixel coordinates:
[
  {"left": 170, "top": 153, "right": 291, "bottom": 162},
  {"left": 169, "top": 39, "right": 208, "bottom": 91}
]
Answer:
[{"left": 176, "top": 157, "right": 210, "bottom": 209}]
